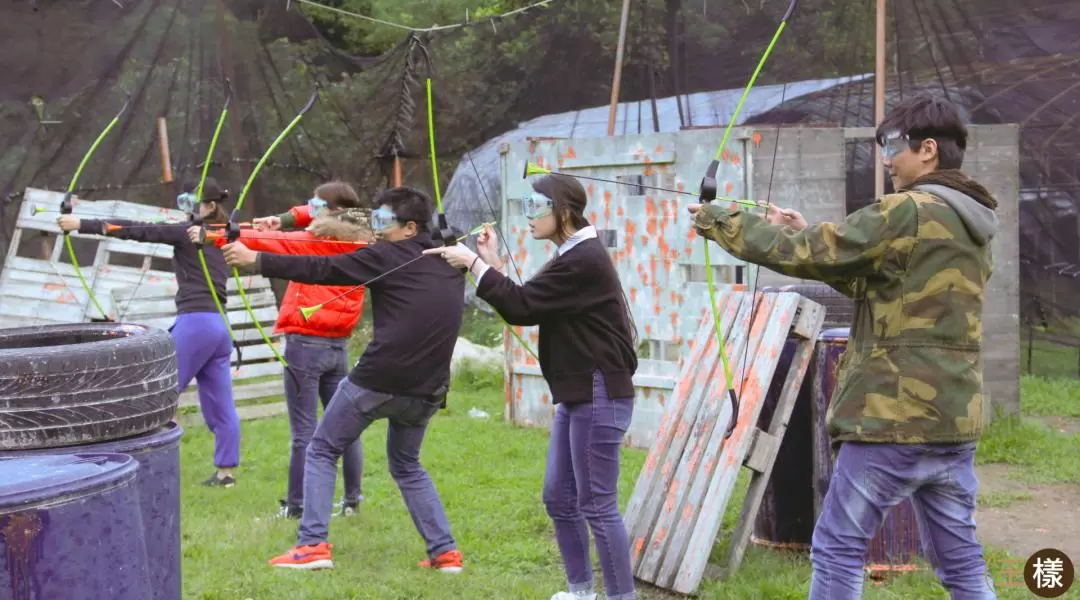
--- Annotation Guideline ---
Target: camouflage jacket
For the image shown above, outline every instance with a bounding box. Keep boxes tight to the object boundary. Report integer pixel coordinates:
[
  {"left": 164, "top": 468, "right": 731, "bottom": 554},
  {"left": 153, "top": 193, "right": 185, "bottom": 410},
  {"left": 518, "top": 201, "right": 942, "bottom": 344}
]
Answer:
[{"left": 693, "top": 171, "right": 1000, "bottom": 446}]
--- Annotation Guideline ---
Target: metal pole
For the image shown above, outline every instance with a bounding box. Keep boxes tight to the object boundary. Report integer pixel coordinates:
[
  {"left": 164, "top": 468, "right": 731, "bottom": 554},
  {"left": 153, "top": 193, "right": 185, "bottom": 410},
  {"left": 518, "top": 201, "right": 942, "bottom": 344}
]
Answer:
[
  {"left": 874, "top": 0, "right": 886, "bottom": 198},
  {"left": 393, "top": 154, "right": 402, "bottom": 187},
  {"left": 607, "top": 0, "right": 633, "bottom": 136}
]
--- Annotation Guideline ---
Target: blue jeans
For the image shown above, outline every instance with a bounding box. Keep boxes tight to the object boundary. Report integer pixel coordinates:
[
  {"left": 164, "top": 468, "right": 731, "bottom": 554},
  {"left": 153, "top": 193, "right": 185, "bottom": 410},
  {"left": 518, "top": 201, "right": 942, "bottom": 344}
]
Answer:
[
  {"left": 810, "top": 441, "right": 997, "bottom": 599},
  {"left": 297, "top": 379, "right": 456, "bottom": 559},
  {"left": 543, "top": 371, "right": 636, "bottom": 600},
  {"left": 283, "top": 334, "right": 363, "bottom": 508}
]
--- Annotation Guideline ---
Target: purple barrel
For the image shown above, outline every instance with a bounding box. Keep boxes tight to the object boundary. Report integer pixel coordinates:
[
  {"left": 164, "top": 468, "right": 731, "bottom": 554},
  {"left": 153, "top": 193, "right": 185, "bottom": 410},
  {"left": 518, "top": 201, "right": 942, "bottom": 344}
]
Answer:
[
  {"left": 812, "top": 328, "right": 924, "bottom": 576},
  {"left": 751, "top": 337, "right": 816, "bottom": 551},
  {"left": 0, "top": 424, "right": 183, "bottom": 600},
  {"left": 0, "top": 453, "right": 151, "bottom": 600}
]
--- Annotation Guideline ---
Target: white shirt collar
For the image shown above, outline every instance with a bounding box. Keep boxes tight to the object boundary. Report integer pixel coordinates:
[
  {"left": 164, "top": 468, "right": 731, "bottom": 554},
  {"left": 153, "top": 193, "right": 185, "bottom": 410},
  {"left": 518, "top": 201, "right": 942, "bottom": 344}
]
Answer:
[{"left": 557, "top": 225, "right": 596, "bottom": 256}]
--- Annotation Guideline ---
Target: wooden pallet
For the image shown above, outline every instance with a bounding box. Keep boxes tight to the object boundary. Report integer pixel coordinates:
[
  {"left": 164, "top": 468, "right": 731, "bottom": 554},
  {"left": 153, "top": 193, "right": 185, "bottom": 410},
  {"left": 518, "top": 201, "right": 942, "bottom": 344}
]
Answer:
[
  {"left": 0, "top": 188, "right": 286, "bottom": 407},
  {"left": 623, "top": 289, "right": 825, "bottom": 595},
  {"left": 109, "top": 281, "right": 288, "bottom": 407}
]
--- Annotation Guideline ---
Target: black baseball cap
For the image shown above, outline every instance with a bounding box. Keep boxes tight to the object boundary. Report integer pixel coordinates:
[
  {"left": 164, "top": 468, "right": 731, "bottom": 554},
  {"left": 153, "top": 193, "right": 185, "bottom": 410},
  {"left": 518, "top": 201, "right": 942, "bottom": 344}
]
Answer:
[{"left": 182, "top": 177, "right": 229, "bottom": 202}]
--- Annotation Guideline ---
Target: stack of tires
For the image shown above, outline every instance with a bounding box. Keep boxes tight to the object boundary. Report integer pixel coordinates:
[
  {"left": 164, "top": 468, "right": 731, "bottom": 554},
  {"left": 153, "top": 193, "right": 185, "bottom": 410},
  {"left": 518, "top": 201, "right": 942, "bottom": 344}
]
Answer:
[{"left": 0, "top": 323, "right": 182, "bottom": 600}]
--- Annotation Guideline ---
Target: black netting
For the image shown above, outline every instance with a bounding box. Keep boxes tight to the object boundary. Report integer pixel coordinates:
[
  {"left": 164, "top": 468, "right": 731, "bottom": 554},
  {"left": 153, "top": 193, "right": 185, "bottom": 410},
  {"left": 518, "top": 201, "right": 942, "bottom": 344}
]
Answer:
[{"left": 2, "top": 0, "right": 1076, "bottom": 376}]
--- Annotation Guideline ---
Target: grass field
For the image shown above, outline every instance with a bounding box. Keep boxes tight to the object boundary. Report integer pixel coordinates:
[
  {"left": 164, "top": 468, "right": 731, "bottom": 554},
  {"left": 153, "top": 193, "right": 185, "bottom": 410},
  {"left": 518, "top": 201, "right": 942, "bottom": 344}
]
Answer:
[{"left": 177, "top": 359, "right": 1080, "bottom": 599}]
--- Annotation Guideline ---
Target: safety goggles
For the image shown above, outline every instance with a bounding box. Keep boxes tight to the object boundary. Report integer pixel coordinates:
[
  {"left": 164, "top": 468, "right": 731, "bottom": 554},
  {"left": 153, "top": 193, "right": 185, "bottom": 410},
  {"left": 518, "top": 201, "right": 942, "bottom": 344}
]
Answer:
[
  {"left": 517, "top": 191, "right": 554, "bottom": 219},
  {"left": 176, "top": 192, "right": 198, "bottom": 214},
  {"left": 879, "top": 130, "right": 912, "bottom": 160},
  {"left": 308, "top": 197, "right": 328, "bottom": 218},
  {"left": 371, "top": 206, "right": 400, "bottom": 231}
]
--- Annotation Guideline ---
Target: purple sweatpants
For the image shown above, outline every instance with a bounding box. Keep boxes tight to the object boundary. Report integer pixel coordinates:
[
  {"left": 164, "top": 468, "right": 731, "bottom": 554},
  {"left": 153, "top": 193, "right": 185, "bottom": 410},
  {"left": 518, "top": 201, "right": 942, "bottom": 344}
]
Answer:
[{"left": 171, "top": 312, "right": 240, "bottom": 468}]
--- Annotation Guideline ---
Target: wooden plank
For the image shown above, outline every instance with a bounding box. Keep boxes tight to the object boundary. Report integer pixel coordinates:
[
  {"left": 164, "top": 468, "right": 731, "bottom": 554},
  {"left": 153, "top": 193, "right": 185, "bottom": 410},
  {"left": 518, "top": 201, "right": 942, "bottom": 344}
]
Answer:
[
  {"left": 790, "top": 299, "right": 826, "bottom": 339},
  {"left": 178, "top": 401, "right": 287, "bottom": 426},
  {"left": 665, "top": 293, "right": 801, "bottom": 592},
  {"left": 743, "top": 429, "right": 781, "bottom": 474},
  {"left": 643, "top": 293, "right": 783, "bottom": 585},
  {"left": 632, "top": 293, "right": 756, "bottom": 578},
  {"left": 723, "top": 296, "right": 825, "bottom": 580},
  {"left": 179, "top": 379, "right": 282, "bottom": 407},
  {"left": 623, "top": 291, "right": 741, "bottom": 538},
  {"left": 115, "top": 290, "right": 278, "bottom": 318}
]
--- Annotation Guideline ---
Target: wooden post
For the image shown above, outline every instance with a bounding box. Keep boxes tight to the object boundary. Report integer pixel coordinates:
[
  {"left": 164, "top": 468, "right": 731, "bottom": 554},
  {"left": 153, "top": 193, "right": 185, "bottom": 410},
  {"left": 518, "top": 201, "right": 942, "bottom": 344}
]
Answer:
[
  {"left": 607, "top": 0, "right": 633, "bottom": 136},
  {"left": 157, "top": 117, "right": 173, "bottom": 183},
  {"left": 393, "top": 154, "right": 402, "bottom": 187},
  {"left": 874, "top": 0, "right": 886, "bottom": 198}
]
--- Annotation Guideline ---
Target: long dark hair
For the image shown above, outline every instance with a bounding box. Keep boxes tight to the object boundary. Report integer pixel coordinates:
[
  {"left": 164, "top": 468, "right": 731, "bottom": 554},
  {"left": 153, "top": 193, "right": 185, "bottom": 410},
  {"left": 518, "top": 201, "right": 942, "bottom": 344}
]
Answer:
[
  {"left": 531, "top": 174, "right": 590, "bottom": 244},
  {"left": 530, "top": 174, "right": 639, "bottom": 347}
]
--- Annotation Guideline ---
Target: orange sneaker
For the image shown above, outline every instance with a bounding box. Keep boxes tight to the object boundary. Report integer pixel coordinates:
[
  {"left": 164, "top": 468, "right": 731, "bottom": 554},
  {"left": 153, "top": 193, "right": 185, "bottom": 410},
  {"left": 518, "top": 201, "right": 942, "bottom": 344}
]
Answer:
[
  {"left": 418, "top": 549, "right": 463, "bottom": 574},
  {"left": 269, "top": 542, "right": 334, "bottom": 570}
]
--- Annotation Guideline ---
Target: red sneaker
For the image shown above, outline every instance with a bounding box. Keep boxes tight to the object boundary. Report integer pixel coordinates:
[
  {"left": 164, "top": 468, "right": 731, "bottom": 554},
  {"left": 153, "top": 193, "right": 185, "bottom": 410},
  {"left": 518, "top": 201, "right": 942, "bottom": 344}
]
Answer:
[
  {"left": 418, "top": 549, "right": 463, "bottom": 574},
  {"left": 269, "top": 542, "right": 334, "bottom": 570}
]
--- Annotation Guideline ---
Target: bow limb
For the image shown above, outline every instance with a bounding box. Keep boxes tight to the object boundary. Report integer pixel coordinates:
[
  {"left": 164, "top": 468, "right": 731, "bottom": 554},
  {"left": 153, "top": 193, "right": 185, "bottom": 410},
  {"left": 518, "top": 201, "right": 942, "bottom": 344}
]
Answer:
[
  {"left": 195, "top": 78, "right": 241, "bottom": 364},
  {"left": 60, "top": 96, "right": 130, "bottom": 322},
  {"left": 697, "top": 0, "right": 799, "bottom": 440},
  {"left": 425, "top": 77, "right": 539, "bottom": 362},
  {"left": 227, "top": 85, "right": 320, "bottom": 367}
]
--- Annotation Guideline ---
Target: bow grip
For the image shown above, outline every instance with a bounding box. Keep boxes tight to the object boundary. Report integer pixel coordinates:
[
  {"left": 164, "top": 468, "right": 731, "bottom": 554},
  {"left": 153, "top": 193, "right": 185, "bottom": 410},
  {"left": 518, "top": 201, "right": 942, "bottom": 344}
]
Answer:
[
  {"left": 432, "top": 213, "right": 457, "bottom": 249},
  {"left": 698, "top": 159, "right": 720, "bottom": 204},
  {"left": 226, "top": 209, "right": 243, "bottom": 244},
  {"left": 60, "top": 192, "right": 74, "bottom": 215}
]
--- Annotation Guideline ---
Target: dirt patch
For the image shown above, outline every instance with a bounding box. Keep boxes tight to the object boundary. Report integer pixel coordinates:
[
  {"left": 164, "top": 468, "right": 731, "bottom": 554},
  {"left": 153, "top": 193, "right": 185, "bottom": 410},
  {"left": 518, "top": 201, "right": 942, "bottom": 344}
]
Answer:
[
  {"left": 975, "top": 464, "right": 1080, "bottom": 559},
  {"left": 1027, "top": 415, "right": 1080, "bottom": 436}
]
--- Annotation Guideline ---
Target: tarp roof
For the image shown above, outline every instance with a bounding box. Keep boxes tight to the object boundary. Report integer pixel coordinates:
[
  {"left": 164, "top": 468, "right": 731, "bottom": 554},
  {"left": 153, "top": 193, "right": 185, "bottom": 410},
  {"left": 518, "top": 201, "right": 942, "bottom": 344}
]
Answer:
[{"left": 441, "top": 73, "right": 872, "bottom": 232}]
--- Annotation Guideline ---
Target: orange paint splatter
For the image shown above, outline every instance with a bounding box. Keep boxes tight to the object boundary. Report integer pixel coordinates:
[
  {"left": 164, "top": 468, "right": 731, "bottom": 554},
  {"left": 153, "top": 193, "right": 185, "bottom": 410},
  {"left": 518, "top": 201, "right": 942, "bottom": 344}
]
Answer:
[{"left": 645, "top": 197, "right": 658, "bottom": 237}]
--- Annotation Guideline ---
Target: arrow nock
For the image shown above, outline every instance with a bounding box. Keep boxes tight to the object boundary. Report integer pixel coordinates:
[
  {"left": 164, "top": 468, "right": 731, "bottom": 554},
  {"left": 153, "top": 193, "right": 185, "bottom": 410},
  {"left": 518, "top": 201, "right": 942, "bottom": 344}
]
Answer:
[{"left": 299, "top": 304, "right": 322, "bottom": 321}]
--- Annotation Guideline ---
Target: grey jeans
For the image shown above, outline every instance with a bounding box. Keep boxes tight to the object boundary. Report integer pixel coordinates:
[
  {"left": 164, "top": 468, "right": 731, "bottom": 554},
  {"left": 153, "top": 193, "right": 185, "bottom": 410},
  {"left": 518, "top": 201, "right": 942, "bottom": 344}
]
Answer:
[
  {"left": 297, "top": 378, "right": 457, "bottom": 559},
  {"left": 283, "top": 334, "right": 362, "bottom": 508}
]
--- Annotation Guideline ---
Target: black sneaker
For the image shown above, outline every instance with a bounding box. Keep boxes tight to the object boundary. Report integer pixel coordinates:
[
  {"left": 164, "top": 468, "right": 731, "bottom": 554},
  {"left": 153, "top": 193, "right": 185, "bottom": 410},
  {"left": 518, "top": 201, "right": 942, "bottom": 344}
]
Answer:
[
  {"left": 277, "top": 499, "right": 303, "bottom": 519},
  {"left": 202, "top": 472, "right": 235, "bottom": 488}
]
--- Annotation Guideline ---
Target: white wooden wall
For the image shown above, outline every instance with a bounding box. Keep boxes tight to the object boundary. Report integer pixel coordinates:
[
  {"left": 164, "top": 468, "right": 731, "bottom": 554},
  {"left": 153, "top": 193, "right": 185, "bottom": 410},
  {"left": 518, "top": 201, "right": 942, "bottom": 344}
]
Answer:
[{"left": 0, "top": 188, "right": 286, "bottom": 401}]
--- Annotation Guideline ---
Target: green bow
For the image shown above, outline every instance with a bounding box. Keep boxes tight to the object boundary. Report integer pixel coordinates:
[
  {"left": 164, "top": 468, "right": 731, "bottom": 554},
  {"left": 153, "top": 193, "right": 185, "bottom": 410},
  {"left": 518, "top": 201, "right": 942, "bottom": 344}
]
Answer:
[
  {"left": 696, "top": 0, "right": 799, "bottom": 440},
  {"left": 226, "top": 85, "right": 321, "bottom": 367},
  {"left": 424, "top": 77, "right": 539, "bottom": 361},
  {"left": 193, "top": 78, "right": 242, "bottom": 363},
  {"left": 58, "top": 96, "right": 130, "bottom": 321}
]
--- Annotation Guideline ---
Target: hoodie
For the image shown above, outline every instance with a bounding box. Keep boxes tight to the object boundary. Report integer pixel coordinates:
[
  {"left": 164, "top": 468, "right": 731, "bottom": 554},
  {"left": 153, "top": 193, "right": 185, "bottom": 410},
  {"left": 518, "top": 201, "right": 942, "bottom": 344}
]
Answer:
[
  {"left": 216, "top": 208, "right": 373, "bottom": 338},
  {"left": 692, "top": 168, "right": 998, "bottom": 447}
]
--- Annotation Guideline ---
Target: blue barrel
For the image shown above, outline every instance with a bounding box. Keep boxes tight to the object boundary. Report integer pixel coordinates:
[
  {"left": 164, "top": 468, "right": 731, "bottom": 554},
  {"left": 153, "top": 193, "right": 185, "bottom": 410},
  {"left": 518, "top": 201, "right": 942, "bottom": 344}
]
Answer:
[
  {"left": 0, "top": 424, "right": 183, "bottom": 600},
  {"left": 0, "top": 453, "right": 151, "bottom": 600},
  {"left": 812, "top": 327, "right": 924, "bottom": 577}
]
